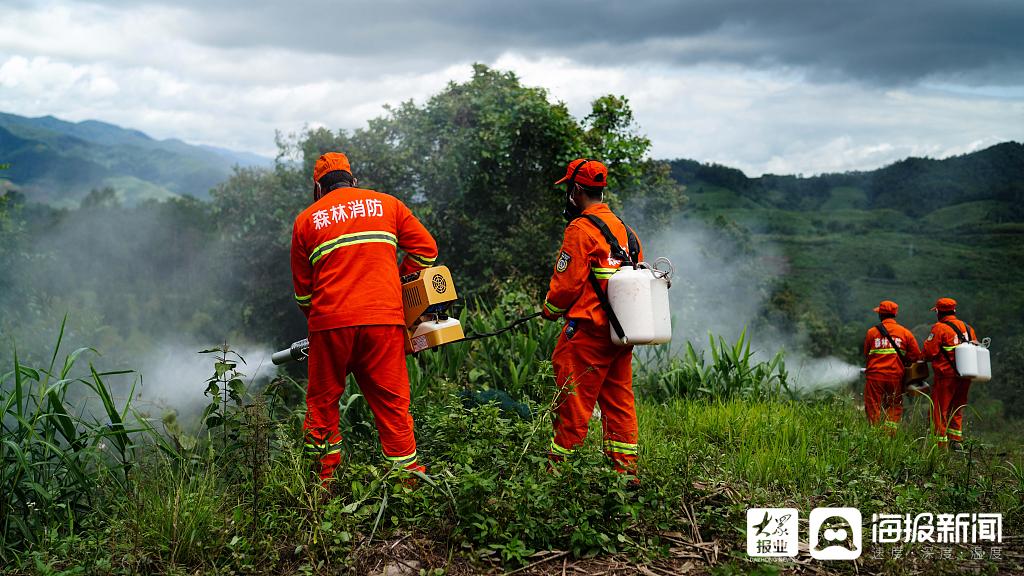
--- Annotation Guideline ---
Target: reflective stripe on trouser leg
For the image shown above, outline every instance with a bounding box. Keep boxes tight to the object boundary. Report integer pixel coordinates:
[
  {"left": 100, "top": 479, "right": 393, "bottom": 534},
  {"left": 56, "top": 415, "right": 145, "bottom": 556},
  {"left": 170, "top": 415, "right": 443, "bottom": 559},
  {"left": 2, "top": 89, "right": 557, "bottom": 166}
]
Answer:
[
  {"left": 349, "top": 325, "right": 422, "bottom": 472},
  {"left": 304, "top": 432, "right": 344, "bottom": 456},
  {"left": 305, "top": 328, "right": 355, "bottom": 481},
  {"left": 550, "top": 328, "right": 611, "bottom": 462},
  {"left": 549, "top": 439, "right": 576, "bottom": 461},
  {"left": 384, "top": 450, "right": 422, "bottom": 472},
  {"left": 599, "top": 347, "right": 639, "bottom": 473}
]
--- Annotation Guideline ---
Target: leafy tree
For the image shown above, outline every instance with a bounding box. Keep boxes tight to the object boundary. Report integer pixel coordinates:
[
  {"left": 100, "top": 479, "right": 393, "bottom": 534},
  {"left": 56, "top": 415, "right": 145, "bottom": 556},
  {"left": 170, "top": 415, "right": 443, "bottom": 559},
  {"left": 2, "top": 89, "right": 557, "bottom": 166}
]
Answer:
[
  {"left": 253, "top": 65, "right": 684, "bottom": 311},
  {"left": 80, "top": 186, "right": 121, "bottom": 209},
  {"left": 211, "top": 167, "right": 308, "bottom": 341}
]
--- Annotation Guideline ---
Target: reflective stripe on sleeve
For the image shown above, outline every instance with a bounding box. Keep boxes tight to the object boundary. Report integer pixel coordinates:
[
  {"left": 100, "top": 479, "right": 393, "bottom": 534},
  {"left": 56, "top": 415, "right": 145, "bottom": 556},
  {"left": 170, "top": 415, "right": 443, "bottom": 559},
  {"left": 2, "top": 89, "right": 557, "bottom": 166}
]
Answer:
[
  {"left": 294, "top": 293, "right": 312, "bottom": 307},
  {"left": 544, "top": 300, "right": 567, "bottom": 315},
  {"left": 591, "top": 267, "right": 617, "bottom": 280},
  {"left": 309, "top": 231, "right": 398, "bottom": 265},
  {"left": 406, "top": 252, "right": 436, "bottom": 267}
]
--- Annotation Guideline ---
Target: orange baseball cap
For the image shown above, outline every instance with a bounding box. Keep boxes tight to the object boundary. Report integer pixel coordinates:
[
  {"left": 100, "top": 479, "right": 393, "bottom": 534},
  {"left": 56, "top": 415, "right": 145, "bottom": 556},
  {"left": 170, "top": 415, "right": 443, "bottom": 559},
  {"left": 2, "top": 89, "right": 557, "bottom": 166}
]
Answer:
[
  {"left": 873, "top": 300, "right": 898, "bottom": 315},
  {"left": 931, "top": 297, "right": 957, "bottom": 312},
  {"left": 554, "top": 158, "right": 608, "bottom": 188},
  {"left": 313, "top": 152, "right": 352, "bottom": 182}
]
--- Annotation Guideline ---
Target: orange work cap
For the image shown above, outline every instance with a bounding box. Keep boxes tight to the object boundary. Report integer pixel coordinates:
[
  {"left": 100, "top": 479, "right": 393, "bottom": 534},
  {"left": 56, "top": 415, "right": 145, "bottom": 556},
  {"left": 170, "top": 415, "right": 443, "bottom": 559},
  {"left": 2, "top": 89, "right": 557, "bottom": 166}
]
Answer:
[
  {"left": 873, "top": 300, "right": 898, "bottom": 315},
  {"left": 554, "top": 158, "right": 608, "bottom": 188},
  {"left": 313, "top": 152, "right": 352, "bottom": 182},
  {"left": 931, "top": 297, "right": 957, "bottom": 312}
]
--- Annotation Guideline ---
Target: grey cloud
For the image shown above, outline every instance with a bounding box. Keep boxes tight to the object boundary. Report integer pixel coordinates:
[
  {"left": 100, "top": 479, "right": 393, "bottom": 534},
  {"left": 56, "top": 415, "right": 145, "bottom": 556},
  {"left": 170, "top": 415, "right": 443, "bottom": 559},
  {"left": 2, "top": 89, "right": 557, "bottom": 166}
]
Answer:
[{"left": 82, "top": 0, "right": 1024, "bottom": 85}]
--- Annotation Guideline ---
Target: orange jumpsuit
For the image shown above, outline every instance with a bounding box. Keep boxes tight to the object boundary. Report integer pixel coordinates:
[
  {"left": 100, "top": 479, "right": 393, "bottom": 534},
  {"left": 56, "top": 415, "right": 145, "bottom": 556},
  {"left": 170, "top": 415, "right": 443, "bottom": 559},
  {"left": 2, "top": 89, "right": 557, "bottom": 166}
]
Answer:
[
  {"left": 923, "top": 316, "right": 977, "bottom": 445},
  {"left": 291, "top": 186, "right": 437, "bottom": 479},
  {"left": 542, "top": 203, "right": 643, "bottom": 474},
  {"left": 862, "top": 319, "right": 922, "bottom": 431}
]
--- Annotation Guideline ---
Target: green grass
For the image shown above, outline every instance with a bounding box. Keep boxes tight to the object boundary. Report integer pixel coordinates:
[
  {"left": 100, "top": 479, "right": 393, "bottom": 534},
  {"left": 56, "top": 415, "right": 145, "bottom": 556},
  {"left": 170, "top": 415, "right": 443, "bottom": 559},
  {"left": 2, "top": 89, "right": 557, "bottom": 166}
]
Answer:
[
  {"left": 820, "top": 186, "right": 868, "bottom": 211},
  {"left": 922, "top": 200, "right": 1007, "bottom": 229}
]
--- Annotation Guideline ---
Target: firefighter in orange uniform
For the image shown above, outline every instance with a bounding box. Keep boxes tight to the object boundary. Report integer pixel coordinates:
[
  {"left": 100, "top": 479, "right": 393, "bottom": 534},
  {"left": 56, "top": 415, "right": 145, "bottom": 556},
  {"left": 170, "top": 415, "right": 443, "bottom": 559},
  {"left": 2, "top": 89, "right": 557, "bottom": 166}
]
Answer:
[
  {"left": 862, "top": 300, "right": 922, "bottom": 433},
  {"left": 291, "top": 152, "right": 438, "bottom": 481},
  {"left": 541, "top": 158, "right": 643, "bottom": 478},
  {"left": 923, "top": 297, "right": 977, "bottom": 449}
]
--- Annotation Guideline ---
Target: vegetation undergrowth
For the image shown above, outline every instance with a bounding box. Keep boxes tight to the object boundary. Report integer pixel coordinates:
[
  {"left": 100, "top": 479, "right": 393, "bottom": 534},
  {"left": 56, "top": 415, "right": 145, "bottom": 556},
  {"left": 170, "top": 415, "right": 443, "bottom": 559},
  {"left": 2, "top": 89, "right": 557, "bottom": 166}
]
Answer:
[{"left": 2, "top": 303, "right": 1021, "bottom": 575}]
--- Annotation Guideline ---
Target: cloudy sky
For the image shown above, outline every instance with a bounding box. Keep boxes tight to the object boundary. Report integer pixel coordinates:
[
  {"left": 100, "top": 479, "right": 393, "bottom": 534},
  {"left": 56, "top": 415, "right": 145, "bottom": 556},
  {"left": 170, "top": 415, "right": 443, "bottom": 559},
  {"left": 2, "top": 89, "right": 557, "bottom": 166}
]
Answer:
[{"left": 1, "top": 0, "right": 1021, "bottom": 176}]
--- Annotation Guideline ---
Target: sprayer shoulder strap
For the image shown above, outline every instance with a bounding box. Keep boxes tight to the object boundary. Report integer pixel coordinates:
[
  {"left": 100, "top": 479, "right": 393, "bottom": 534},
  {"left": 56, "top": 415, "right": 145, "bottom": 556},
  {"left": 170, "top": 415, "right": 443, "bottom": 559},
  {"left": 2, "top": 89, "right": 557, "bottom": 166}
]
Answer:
[
  {"left": 941, "top": 320, "right": 970, "bottom": 344},
  {"left": 588, "top": 270, "right": 627, "bottom": 341},
  {"left": 580, "top": 214, "right": 640, "bottom": 266},
  {"left": 875, "top": 323, "right": 908, "bottom": 366},
  {"left": 939, "top": 320, "right": 970, "bottom": 376},
  {"left": 577, "top": 213, "right": 638, "bottom": 342}
]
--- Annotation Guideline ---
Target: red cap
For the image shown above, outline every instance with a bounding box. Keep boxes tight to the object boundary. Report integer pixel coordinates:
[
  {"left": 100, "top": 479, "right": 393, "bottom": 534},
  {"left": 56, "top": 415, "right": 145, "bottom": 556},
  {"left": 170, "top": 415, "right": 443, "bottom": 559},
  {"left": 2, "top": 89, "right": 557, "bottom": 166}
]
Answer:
[
  {"left": 313, "top": 152, "right": 352, "bottom": 182},
  {"left": 873, "top": 300, "right": 898, "bottom": 315},
  {"left": 931, "top": 297, "right": 957, "bottom": 312},
  {"left": 554, "top": 158, "right": 608, "bottom": 188}
]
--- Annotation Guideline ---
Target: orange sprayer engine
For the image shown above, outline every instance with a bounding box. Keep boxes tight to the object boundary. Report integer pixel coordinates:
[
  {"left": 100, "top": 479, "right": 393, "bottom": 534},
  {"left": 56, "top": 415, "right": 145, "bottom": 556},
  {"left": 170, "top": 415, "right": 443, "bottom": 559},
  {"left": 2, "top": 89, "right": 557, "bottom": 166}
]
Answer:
[{"left": 271, "top": 265, "right": 464, "bottom": 365}]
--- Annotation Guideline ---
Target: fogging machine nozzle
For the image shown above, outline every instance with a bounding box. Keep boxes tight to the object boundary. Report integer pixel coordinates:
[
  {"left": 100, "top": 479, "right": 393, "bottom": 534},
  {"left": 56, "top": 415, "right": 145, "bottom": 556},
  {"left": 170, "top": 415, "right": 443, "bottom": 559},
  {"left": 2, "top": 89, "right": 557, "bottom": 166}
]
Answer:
[{"left": 272, "top": 338, "right": 309, "bottom": 365}]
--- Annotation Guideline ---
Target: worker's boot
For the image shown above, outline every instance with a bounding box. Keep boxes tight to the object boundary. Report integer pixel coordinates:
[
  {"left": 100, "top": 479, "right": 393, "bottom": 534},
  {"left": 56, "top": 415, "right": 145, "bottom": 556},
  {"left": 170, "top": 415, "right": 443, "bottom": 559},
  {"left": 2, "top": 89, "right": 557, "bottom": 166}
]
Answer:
[{"left": 950, "top": 440, "right": 965, "bottom": 452}]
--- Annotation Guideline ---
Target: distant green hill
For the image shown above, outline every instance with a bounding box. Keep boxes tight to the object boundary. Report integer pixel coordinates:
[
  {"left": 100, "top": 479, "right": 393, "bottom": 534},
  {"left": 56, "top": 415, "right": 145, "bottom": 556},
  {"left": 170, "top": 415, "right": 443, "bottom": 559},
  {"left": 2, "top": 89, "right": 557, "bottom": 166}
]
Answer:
[
  {"left": 0, "top": 112, "right": 270, "bottom": 206},
  {"left": 667, "top": 142, "right": 1024, "bottom": 364}
]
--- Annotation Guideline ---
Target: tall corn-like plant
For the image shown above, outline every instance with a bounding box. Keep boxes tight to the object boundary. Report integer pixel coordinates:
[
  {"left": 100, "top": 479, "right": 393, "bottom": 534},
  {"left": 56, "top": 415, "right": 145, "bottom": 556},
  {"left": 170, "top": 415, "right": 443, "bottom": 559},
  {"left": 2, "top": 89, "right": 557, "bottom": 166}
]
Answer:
[
  {"left": 0, "top": 318, "right": 166, "bottom": 559},
  {"left": 635, "top": 329, "right": 790, "bottom": 401}
]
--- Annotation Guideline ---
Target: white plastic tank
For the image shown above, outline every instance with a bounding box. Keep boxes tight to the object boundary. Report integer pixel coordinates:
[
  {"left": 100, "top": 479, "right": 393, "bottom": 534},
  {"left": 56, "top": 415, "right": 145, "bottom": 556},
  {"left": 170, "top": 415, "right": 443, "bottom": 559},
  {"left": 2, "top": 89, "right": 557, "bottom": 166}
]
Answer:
[
  {"left": 976, "top": 346, "right": 991, "bottom": 382},
  {"left": 954, "top": 343, "right": 992, "bottom": 382},
  {"left": 606, "top": 264, "right": 672, "bottom": 346}
]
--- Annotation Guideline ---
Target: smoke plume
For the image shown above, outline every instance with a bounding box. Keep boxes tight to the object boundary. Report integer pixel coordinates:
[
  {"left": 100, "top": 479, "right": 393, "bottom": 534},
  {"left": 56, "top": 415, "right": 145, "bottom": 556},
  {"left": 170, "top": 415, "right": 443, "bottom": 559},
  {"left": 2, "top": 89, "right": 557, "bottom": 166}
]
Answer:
[{"left": 643, "top": 214, "right": 861, "bottom": 392}]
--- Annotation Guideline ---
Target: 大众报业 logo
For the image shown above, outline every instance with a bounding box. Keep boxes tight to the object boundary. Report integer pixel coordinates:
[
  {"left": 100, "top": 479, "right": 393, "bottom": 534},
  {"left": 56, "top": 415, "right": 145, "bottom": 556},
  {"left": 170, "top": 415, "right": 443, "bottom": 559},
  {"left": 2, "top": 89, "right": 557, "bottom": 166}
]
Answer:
[{"left": 747, "top": 508, "right": 798, "bottom": 557}]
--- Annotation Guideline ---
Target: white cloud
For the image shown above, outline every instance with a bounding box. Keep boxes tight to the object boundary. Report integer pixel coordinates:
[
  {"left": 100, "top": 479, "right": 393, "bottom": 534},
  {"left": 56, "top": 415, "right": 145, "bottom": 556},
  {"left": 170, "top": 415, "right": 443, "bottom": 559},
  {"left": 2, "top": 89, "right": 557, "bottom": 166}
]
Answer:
[
  {"left": 496, "top": 54, "right": 1023, "bottom": 175},
  {"left": 0, "top": 1, "right": 1020, "bottom": 174}
]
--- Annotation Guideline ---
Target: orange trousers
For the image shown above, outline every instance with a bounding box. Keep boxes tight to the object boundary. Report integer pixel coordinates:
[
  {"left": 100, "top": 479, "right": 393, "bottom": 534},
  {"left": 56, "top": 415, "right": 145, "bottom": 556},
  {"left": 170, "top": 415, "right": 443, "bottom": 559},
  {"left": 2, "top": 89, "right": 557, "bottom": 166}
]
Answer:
[
  {"left": 931, "top": 374, "right": 971, "bottom": 445},
  {"left": 549, "top": 322, "right": 639, "bottom": 474},
  {"left": 864, "top": 376, "right": 904, "bottom": 432},
  {"left": 304, "top": 325, "right": 422, "bottom": 480}
]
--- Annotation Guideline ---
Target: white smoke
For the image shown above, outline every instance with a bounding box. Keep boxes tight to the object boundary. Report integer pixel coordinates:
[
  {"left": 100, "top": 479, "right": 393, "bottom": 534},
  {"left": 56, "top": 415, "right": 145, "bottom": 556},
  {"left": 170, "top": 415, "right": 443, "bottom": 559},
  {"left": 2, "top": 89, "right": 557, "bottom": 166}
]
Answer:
[
  {"left": 643, "top": 214, "right": 861, "bottom": 392},
  {"left": 132, "top": 342, "right": 278, "bottom": 419}
]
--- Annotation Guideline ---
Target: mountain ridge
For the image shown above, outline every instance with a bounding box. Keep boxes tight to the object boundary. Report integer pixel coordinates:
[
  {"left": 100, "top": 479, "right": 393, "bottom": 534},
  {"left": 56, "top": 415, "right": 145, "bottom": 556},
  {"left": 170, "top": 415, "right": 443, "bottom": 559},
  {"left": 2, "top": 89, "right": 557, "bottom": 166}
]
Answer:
[
  {"left": 0, "top": 112, "right": 272, "bottom": 206},
  {"left": 669, "top": 141, "right": 1024, "bottom": 218}
]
